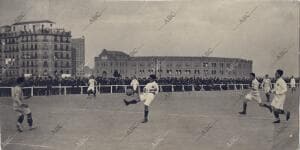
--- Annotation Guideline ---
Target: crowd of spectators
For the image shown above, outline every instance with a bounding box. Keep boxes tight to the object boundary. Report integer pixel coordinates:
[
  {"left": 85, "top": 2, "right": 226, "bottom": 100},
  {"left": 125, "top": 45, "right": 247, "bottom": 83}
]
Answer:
[{"left": 0, "top": 76, "right": 298, "bottom": 87}]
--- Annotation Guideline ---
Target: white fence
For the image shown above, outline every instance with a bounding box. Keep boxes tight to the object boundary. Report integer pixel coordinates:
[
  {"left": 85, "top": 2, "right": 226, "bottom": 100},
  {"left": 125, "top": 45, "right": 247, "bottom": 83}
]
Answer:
[{"left": 0, "top": 83, "right": 298, "bottom": 97}]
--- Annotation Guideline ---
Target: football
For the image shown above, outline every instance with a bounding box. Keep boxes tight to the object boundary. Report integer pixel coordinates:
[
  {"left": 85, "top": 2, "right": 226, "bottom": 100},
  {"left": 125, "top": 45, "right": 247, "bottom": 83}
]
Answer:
[{"left": 126, "top": 89, "right": 134, "bottom": 96}]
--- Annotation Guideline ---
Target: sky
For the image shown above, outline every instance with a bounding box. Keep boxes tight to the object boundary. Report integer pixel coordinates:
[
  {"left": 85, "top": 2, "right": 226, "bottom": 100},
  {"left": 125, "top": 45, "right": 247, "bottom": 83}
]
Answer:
[{"left": 0, "top": 0, "right": 299, "bottom": 77}]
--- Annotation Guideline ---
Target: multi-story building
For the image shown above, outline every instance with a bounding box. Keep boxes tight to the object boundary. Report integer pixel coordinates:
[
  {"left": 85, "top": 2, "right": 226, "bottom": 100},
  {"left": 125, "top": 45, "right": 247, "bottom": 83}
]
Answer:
[
  {"left": 71, "top": 36, "right": 85, "bottom": 77},
  {"left": 95, "top": 49, "right": 253, "bottom": 79},
  {"left": 0, "top": 20, "right": 72, "bottom": 79}
]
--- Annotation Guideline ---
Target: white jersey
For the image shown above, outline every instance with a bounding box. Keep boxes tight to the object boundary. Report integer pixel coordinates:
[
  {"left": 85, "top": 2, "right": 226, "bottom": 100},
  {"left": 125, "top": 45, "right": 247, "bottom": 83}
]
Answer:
[
  {"left": 130, "top": 79, "right": 139, "bottom": 91},
  {"left": 144, "top": 81, "right": 159, "bottom": 95},
  {"left": 140, "top": 81, "right": 159, "bottom": 106},
  {"left": 245, "top": 78, "right": 261, "bottom": 103},
  {"left": 251, "top": 78, "right": 260, "bottom": 92},
  {"left": 271, "top": 77, "right": 287, "bottom": 109},
  {"left": 262, "top": 78, "right": 272, "bottom": 93},
  {"left": 12, "top": 86, "right": 22, "bottom": 108},
  {"left": 290, "top": 78, "right": 296, "bottom": 88},
  {"left": 88, "top": 79, "right": 96, "bottom": 87}
]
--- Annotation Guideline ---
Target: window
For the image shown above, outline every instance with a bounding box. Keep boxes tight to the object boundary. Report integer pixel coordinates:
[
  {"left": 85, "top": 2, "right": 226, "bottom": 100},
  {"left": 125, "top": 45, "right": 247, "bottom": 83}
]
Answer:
[
  {"left": 185, "top": 70, "right": 191, "bottom": 74},
  {"left": 33, "top": 25, "right": 35, "bottom": 32},
  {"left": 212, "top": 70, "right": 217, "bottom": 75},
  {"left": 220, "top": 70, "right": 224, "bottom": 75},
  {"left": 203, "top": 62, "right": 208, "bottom": 67},
  {"left": 220, "top": 63, "right": 224, "bottom": 68},
  {"left": 176, "top": 70, "right": 182, "bottom": 75},
  {"left": 211, "top": 63, "right": 217, "bottom": 67},
  {"left": 43, "top": 61, "right": 48, "bottom": 67},
  {"left": 226, "top": 63, "right": 231, "bottom": 68}
]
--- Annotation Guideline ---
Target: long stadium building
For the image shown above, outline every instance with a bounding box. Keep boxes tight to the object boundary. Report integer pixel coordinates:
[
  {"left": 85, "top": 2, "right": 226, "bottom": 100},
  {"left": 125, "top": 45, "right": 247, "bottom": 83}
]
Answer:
[{"left": 95, "top": 49, "right": 253, "bottom": 79}]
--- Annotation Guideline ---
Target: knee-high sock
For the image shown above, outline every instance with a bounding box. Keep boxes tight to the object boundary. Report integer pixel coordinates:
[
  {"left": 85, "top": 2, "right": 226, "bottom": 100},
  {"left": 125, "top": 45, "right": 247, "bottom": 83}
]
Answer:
[
  {"left": 262, "top": 103, "right": 272, "bottom": 110},
  {"left": 273, "top": 110, "right": 280, "bottom": 119},
  {"left": 144, "top": 106, "right": 149, "bottom": 120},
  {"left": 18, "top": 114, "right": 24, "bottom": 124},
  {"left": 27, "top": 113, "right": 33, "bottom": 127},
  {"left": 128, "top": 99, "right": 139, "bottom": 104},
  {"left": 242, "top": 102, "right": 247, "bottom": 113},
  {"left": 266, "top": 94, "right": 270, "bottom": 101}
]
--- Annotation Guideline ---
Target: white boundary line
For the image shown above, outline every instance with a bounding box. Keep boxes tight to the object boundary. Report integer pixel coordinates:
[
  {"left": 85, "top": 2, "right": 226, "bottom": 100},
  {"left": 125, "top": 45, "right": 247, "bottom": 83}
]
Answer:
[
  {"left": 6, "top": 142, "right": 53, "bottom": 149},
  {"left": 1, "top": 132, "right": 17, "bottom": 150}
]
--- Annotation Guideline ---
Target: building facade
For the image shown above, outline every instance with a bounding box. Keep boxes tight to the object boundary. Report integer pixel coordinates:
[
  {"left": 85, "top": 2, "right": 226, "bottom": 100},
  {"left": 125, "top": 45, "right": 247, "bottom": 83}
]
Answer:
[
  {"left": 0, "top": 20, "right": 72, "bottom": 79},
  {"left": 71, "top": 37, "right": 85, "bottom": 77},
  {"left": 95, "top": 49, "right": 253, "bottom": 79}
]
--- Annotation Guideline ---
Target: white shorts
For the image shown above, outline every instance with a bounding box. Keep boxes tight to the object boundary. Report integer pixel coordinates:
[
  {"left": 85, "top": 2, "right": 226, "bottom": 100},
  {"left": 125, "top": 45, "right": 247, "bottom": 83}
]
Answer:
[
  {"left": 87, "top": 86, "right": 95, "bottom": 92},
  {"left": 264, "top": 87, "right": 271, "bottom": 94},
  {"left": 132, "top": 85, "right": 138, "bottom": 91},
  {"left": 245, "top": 91, "right": 262, "bottom": 104},
  {"left": 14, "top": 106, "right": 31, "bottom": 115},
  {"left": 139, "top": 93, "right": 155, "bottom": 106},
  {"left": 271, "top": 95, "right": 286, "bottom": 110}
]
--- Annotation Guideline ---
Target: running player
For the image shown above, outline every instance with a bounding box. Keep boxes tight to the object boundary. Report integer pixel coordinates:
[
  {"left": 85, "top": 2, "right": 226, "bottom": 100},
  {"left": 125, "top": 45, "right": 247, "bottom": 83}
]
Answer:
[
  {"left": 262, "top": 74, "right": 272, "bottom": 102},
  {"left": 130, "top": 76, "right": 139, "bottom": 96},
  {"left": 239, "top": 73, "right": 272, "bottom": 115},
  {"left": 123, "top": 74, "right": 159, "bottom": 123},
  {"left": 13, "top": 77, "right": 37, "bottom": 132},
  {"left": 271, "top": 69, "right": 290, "bottom": 123},
  {"left": 290, "top": 76, "right": 296, "bottom": 93},
  {"left": 87, "top": 75, "right": 97, "bottom": 97}
]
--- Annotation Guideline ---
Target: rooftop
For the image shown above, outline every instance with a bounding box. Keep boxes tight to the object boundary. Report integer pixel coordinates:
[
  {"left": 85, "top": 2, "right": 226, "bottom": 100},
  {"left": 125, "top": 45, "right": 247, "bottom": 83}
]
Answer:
[
  {"left": 12, "top": 20, "right": 55, "bottom": 26},
  {"left": 96, "top": 49, "right": 252, "bottom": 62}
]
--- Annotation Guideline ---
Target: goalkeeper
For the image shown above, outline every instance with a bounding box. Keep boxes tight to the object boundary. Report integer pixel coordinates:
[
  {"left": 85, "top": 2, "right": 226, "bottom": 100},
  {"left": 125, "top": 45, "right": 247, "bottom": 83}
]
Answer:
[{"left": 12, "top": 77, "right": 37, "bottom": 132}]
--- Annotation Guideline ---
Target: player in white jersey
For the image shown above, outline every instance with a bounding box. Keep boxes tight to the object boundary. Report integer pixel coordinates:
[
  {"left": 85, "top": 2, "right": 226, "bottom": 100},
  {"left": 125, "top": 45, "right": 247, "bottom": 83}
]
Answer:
[
  {"left": 271, "top": 69, "right": 290, "bottom": 123},
  {"left": 123, "top": 74, "right": 159, "bottom": 123},
  {"left": 13, "top": 77, "right": 37, "bottom": 132},
  {"left": 262, "top": 74, "right": 272, "bottom": 102},
  {"left": 130, "top": 76, "right": 139, "bottom": 95},
  {"left": 239, "top": 73, "right": 272, "bottom": 115},
  {"left": 290, "top": 76, "right": 296, "bottom": 93},
  {"left": 87, "top": 75, "right": 97, "bottom": 97}
]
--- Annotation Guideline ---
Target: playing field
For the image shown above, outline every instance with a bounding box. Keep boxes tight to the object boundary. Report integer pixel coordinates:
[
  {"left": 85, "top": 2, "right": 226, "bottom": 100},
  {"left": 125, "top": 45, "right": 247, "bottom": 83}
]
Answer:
[{"left": 0, "top": 89, "right": 299, "bottom": 150}]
